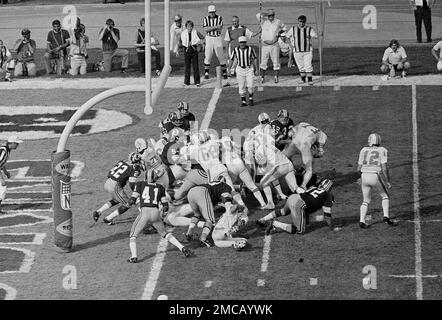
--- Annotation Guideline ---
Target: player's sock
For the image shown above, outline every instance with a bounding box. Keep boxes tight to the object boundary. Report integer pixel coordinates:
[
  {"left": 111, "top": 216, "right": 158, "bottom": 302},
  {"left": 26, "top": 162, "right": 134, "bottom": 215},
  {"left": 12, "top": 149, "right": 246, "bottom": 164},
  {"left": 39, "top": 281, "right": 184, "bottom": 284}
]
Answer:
[
  {"left": 273, "top": 184, "right": 286, "bottom": 199},
  {"left": 360, "top": 202, "right": 369, "bottom": 223},
  {"left": 253, "top": 190, "right": 266, "bottom": 207},
  {"left": 307, "top": 76, "right": 313, "bottom": 82},
  {"left": 300, "top": 73, "right": 306, "bottom": 82},
  {"left": 105, "top": 209, "right": 120, "bottom": 221},
  {"left": 248, "top": 93, "right": 253, "bottom": 100},
  {"left": 97, "top": 201, "right": 113, "bottom": 213},
  {"left": 204, "top": 64, "right": 210, "bottom": 76},
  {"left": 263, "top": 186, "right": 275, "bottom": 207},
  {"left": 273, "top": 220, "right": 293, "bottom": 234},
  {"left": 221, "top": 64, "right": 227, "bottom": 76},
  {"left": 200, "top": 226, "right": 211, "bottom": 241},
  {"left": 260, "top": 211, "right": 278, "bottom": 222},
  {"left": 186, "top": 217, "right": 198, "bottom": 235},
  {"left": 382, "top": 197, "right": 390, "bottom": 218},
  {"left": 165, "top": 233, "right": 184, "bottom": 251},
  {"left": 129, "top": 236, "right": 137, "bottom": 258}
]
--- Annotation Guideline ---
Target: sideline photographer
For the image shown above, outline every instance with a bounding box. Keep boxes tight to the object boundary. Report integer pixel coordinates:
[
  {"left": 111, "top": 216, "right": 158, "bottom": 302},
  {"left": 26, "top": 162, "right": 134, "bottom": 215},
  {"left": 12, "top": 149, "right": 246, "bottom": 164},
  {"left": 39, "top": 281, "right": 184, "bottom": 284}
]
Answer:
[
  {"left": 99, "top": 18, "right": 129, "bottom": 73},
  {"left": 13, "top": 28, "right": 37, "bottom": 77},
  {"left": 44, "top": 19, "right": 70, "bottom": 75}
]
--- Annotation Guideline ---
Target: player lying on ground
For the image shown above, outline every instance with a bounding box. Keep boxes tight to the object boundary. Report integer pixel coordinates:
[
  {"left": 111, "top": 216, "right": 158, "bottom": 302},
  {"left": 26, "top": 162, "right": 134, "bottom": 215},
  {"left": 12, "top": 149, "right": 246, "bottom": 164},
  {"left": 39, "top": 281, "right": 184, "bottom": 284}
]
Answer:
[
  {"left": 92, "top": 152, "right": 144, "bottom": 225},
  {"left": 212, "top": 203, "right": 249, "bottom": 250},
  {"left": 283, "top": 121, "right": 327, "bottom": 192},
  {"left": 257, "top": 178, "right": 337, "bottom": 235},
  {"left": 127, "top": 169, "right": 193, "bottom": 263},
  {"left": 357, "top": 133, "right": 396, "bottom": 228}
]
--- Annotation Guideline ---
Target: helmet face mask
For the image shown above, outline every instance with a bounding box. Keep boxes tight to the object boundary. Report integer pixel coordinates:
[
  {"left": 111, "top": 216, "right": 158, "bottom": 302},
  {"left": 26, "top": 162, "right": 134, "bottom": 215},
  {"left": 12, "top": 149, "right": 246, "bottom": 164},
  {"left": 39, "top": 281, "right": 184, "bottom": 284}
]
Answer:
[{"left": 277, "top": 109, "right": 289, "bottom": 126}]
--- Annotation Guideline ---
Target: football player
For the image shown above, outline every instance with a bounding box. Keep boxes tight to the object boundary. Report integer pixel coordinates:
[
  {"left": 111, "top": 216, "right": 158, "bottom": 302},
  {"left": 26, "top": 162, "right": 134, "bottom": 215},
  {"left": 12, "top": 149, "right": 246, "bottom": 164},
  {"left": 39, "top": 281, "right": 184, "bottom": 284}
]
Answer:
[
  {"left": 163, "top": 111, "right": 191, "bottom": 134},
  {"left": 92, "top": 152, "right": 144, "bottom": 225},
  {"left": 177, "top": 101, "right": 196, "bottom": 123},
  {"left": 212, "top": 204, "right": 249, "bottom": 250},
  {"left": 283, "top": 122, "right": 327, "bottom": 192},
  {"left": 271, "top": 109, "right": 294, "bottom": 151},
  {"left": 357, "top": 133, "right": 395, "bottom": 228},
  {"left": 186, "top": 177, "right": 237, "bottom": 247},
  {"left": 127, "top": 169, "right": 193, "bottom": 263},
  {"left": 159, "top": 127, "right": 189, "bottom": 185},
  {"left": 257, "top": 178, "right": 335, "bottom": 235}
]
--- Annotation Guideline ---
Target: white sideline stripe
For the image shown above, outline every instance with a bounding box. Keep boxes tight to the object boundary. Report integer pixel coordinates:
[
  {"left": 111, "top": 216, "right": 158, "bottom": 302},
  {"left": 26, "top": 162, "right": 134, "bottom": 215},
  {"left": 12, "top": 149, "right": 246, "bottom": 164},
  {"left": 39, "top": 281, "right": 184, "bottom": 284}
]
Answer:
[
  {"left": 260, "top": 235, "right": 272, "bottom": 273},
  {"left": 141, "top": 85, "right": 222, "bottom": 300},
  {"left": 0, "top": 233, "right": 46, "bottom": 245},
  {"left": 407, "top": 219, "right": 442, "bottom": 223},
  {"left": 0, "top": 246, "right": 36, "bottom": 273},
  {"left": 0, "top": 283, "right": 17, "bottom": 300},
  {"left": 389, "top": 275, "right": 442, "bottom": 278},
  {"left": 141, "top": 238, "right": 169, "bottom": 300},
  {"left": 411, "top": 84, "right": 423, "bottom": 300}
]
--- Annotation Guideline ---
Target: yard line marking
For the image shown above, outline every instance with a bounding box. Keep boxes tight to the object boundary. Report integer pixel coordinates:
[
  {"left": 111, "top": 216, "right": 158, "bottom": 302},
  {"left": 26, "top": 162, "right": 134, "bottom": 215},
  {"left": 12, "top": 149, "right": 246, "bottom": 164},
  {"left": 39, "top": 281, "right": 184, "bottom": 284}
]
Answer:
[
  {"left": 389, "top": 275, "right": 442, "bottom": 278},
  {"left": 141, "top": 85, "right": 222, "bottom": 300},
  {"left": 411, "top": 84, "right": 423, "bottom": 300},
  {"left": 296, "top": 86, "right": 303, "bottom": 92},
  {"left": 372, "top": 85, "right": 379, "bottom": 91},
  {"left": 257, "top": 279, "right": 265, "bottom": 287},
  {"left": 141, "top": 238, "right": 169, "bottom": 300},
  {"left": 204, "top": 281, "right": 213, "bottom": 288},
  {"left": 260, "top": 235, "right": 272, "bottom": 273},
  {"left": 0, "top": 283, "right": 17, "bottom": 300}
]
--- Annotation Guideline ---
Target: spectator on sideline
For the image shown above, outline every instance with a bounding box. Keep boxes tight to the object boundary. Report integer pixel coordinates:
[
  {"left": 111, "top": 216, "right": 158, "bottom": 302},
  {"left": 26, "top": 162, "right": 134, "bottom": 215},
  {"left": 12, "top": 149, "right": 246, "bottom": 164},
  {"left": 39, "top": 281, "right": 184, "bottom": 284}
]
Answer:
[
  {"left": 431, "top": 40, "right": 442, "bottom": 71},
  {"left": 0, "top": 136, "right": 23, "bottom": 214},
  {"left": 44, "top": 19, "right": 70, "bottom": 75},
  {"left": 69, "top": 23, "right": 89, "bottom": 76},
  {"left": 134, "top": 18, "right": 162, "bottom": 75},
  {"left": 0, "top": 40, "right": 15, "bottom": 81},
  {"left": 380, "top": 39, "right": 410, "bottom": 79},
  {"left": 278, "top": 32, "right": 293, "bottom": 67},
  {"left": 99, "top": 18, "right": 129, "bottom": 73},
  {"left": 411, "top": 0, "right": 434, "bottom": 43},
  {"left": 13, "top": 28, "right": 37, "bottom": 77},
  {"left": 224, "top": 16, "right": 254, "bottom": 76},
  {"left": 203, "top": 5, "right": 228, "bottom": 79},
  {"left": 170, "top": 14, "right": 184, "bottom": 57},
  {"left": 181, "top": 20, "right": 204, "bottom": 87},
  {"left": 256, "top": 8, "right": 287, "bottom": 83}
]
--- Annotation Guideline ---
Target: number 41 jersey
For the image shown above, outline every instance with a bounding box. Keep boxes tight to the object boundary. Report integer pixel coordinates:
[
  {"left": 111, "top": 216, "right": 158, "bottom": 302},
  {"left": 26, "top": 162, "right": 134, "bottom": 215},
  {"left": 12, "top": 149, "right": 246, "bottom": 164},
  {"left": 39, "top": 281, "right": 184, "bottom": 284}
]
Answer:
[
  {"left": 358, "top": 146, "right": 388, "bottom": 173},
  {"left": 133, "top": 181, "right": 166, "bottom": 208}
]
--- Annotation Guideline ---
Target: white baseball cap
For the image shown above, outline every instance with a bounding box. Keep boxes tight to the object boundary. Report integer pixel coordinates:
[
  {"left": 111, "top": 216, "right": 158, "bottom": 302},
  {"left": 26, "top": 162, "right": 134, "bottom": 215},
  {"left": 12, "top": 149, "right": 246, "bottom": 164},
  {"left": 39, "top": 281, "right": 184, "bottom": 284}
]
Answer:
[
  {"left": 7, "top": 136, "right": 23, "bottom": 144},
  {"left": 208, "top": 5, "right": 216, "bottom": 12},
  {"left": 238, "top": 36, "right": 247, "bottom": 43}
]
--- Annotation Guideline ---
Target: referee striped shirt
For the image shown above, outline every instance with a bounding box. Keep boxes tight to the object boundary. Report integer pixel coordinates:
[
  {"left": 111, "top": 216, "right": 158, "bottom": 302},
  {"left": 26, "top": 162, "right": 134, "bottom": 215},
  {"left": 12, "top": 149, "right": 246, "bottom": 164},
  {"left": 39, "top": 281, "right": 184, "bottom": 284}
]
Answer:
[
  {"left": 0, "top": 145, "right": 10, "bottom": 170},
  {"left": 203, "top": 15, "right": 223, "bottom": 37},
  {"left": 231, "top": 46, "right": 256, "bottom": 68},
  {"left": 288, "top": 26, "right": 317, "bottom": 52}
]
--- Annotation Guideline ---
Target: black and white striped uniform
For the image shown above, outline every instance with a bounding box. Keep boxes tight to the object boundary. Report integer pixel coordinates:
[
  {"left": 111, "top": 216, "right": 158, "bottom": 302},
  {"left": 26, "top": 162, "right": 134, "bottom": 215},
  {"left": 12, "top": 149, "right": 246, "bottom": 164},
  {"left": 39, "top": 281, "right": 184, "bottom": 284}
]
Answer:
[
  {"left": 286, "top": 25, "right": 317, "bottom": 73},
  {"left": 203, "top": 14, "right": 226, "bottom": 73},
  {"left": 231, "top": 45, "right": 257, "bottom": 96}
]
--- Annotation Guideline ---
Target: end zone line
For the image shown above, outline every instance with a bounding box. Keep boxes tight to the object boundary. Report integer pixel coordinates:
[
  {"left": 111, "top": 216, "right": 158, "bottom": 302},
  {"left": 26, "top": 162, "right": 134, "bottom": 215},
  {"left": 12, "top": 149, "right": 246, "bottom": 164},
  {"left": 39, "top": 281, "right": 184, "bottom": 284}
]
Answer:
[
  {"left": 257, "top": 235, "right": 272, "bottom": 287},
  {"left": 141, "top": 85, "right": 222, "bottom": 300},
  {"left": 411, "top": 84, "right": 423, "bottom": 300}
]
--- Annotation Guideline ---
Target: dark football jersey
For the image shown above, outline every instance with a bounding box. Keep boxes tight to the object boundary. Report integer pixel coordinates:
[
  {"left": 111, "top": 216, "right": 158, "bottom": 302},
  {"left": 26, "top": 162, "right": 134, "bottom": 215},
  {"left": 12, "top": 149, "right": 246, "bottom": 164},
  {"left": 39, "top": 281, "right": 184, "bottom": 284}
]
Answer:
[
  {"left": 164, "top": 120, "right": 190, "bottom": 134},
  {"left": 295, "top": 169, "right": 318, "bottom": 189},
  {"left": 271, "top": 118, "right": 294, "bottom": 151},
  {"left": 108, "top": 161, "right": 142, "bottom": 187},
  {"left": 203, "top": 181, "right": 232, "bottom": 205},
  {"left": 300, "top": 187, "right": 334, "bottom": 214},
  {"left": 134, "top": 181, "right": 166, "bottom": 208},
  {"left": 183, "top": 112, "right": 196, "bottom": 122}
]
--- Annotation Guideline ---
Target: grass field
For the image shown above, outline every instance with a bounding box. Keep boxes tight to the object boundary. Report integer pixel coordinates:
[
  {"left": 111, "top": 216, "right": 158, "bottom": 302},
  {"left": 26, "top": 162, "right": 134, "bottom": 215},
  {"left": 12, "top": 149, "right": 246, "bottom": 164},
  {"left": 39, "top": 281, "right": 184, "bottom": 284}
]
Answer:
[{"left": 0, "top": 79, "right": 441, "bottom": 300}]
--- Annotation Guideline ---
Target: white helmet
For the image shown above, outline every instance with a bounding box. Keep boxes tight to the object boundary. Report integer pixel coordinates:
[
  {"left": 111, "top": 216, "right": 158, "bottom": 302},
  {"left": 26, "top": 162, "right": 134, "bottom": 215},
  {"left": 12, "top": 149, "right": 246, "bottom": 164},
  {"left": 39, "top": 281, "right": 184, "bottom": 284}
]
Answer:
[
  {"left": 135, "top": 138, "right": 147, "bottom": 153},
  {"left": 368, "top": 133, "right": 381, "bottom": 146},
  {"left": 258, "top": 112, "right": 270, "bottom": 125}
]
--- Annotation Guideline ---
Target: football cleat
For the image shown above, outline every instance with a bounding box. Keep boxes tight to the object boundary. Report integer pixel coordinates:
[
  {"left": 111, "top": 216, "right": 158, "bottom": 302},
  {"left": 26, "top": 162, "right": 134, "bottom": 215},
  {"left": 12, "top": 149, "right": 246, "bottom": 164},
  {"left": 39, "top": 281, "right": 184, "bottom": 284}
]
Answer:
[
  {"left": 200, "top": 239, "right": 214, "bottom": 247},
  {"left": 241, "top": 101, "right": 247, "bottom": 107},
  {"left": 204, "top": 72, "right": 209, "bottom": 79},
  {"left": 103, "top": 217, "right": 115, "bottom": 225},
  {"left": 265, "top": 220, "right": 275, "bottom": 235},
  {"left": 92, "top": 211, "right": 101, "bottom": 222},
  {"left": 359, "top": 222, "right": 369, "bottom": 229},
  {"left": 127, "top": 257, "right": 138, "bottom": 263},
  {"left": 383, "top": 217, "right": 398, "bottom": 226},
  {"left": 181, "top": 246, "right": 193, "bottom": 258},
  {"left": 248, "top": 99, "right": 254, "bottom": 106}
]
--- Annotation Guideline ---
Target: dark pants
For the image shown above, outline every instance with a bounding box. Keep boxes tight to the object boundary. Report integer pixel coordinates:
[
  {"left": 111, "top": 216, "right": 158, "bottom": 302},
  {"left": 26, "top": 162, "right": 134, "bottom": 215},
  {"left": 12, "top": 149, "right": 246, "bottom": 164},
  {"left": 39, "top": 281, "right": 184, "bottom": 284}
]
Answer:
[
  {"left": 137, "top": 49, "right": 162, "bottom": 73},
  {"left": 184, "top": 47, "right": 200, "bottom": 85},
  {"left": 414, "top": 7, "right": 432, "bottom": 41}
]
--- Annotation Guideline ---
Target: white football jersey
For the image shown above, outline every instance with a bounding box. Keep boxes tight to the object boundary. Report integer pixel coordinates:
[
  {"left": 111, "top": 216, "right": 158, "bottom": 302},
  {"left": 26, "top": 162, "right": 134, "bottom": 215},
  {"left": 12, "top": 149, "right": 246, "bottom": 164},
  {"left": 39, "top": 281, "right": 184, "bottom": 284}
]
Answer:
[
  {"left": 291, "top": 122, "right": 320, "bottom": 147},
  {"left": 358, "top": 146, "right": 388, "bottom": 173}
]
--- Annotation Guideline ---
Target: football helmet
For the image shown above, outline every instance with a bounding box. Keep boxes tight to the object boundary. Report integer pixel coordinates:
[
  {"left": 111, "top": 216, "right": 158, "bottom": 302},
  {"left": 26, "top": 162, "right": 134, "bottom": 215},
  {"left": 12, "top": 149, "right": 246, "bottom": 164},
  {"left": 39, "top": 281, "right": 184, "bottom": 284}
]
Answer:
[
  {"left": 134, "top": 138, "right": 147, "bottom": 153},
  {"left": 177, "top": 101, "right": 189, "bottom": 114},
  {"left": 368, "top": 133, "right": 381, "bottom": 147},
  {"left": 258, "top": 112, "right": 270, "bottom": 125},
  {"left": 317, "top": 178, "right": 333, "bottom": 192},
  {"left": 129, "top": 152, "right": 142, "bottom": 164},
  {"left": 277, "top": 109, "right": 290, "bottom": 126},
  {"left": 170, "top": 111, "right": 184, "bottom": 127},
  {"left": 168, "top": 127, "right": 185, "bottom": 142}
]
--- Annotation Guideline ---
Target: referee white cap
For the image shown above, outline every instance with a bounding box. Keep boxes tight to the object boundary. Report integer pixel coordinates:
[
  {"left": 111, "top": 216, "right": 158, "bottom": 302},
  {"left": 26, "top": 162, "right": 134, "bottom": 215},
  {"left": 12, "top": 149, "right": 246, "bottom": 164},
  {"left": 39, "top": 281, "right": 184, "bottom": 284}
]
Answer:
[
  {"left": 238, "top": 36, "right": 247, "bottom": 43},
  {"left": 7, "top": 136, "right": 23, "bottom": 144},
  {"left": 208, "top": 5, "right": 216, "bottom": 12}
]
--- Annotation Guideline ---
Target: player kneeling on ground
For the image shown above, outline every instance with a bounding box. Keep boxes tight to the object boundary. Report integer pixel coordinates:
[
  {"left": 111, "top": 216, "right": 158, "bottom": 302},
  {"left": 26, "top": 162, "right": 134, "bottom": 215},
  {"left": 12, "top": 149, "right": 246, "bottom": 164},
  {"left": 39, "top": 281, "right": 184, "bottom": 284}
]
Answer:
[
  {"left": 357, "top": 133, "right": 396, "bottom": 228},
  {"left": 127, "top": 169, "right": 193, "bottom": 263},
  {"left": 380, "top": 39, "right": 410, "bottom": 79},
  {"left": 212, "top": 204, "right": 249, "bottom": 250},
  {"left": 257, "top": 178, "right": 337, "bottom": 235}
]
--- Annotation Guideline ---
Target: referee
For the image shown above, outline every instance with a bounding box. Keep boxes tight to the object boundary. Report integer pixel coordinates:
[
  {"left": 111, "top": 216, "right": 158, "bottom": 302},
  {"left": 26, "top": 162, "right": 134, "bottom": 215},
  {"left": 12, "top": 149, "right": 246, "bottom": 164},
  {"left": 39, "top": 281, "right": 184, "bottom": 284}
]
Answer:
[
  {"left": 230, "top": 36, "right": 258, "bottom": 107},
  {"left": 203, "top": 5, "right": 228, "bottom": 79},
  {"left": 286, "top": 15, "right": 317, "bottom": 85},
  {"left": 0, "top": 136, "right": 23, "bottom": 214}
]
